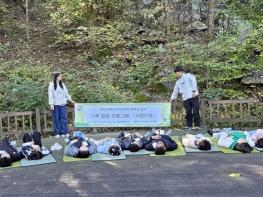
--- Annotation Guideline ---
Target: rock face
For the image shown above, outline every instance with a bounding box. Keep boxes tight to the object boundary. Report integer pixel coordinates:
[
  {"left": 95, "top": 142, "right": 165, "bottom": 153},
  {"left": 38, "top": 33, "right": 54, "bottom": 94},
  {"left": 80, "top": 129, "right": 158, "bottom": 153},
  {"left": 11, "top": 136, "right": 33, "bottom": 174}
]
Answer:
[{"left": 241, "top": 71, "right": 263, "bottom": 84}]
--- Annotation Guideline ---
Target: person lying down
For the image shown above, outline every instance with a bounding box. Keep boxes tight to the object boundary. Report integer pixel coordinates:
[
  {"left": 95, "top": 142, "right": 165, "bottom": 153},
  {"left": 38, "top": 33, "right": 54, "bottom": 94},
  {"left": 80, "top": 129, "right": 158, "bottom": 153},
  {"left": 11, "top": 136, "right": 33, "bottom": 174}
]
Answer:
[
  {"left": 207, "top": 128, "right": 255, "bottom": 153},
  {"left": 182, "top": 134, "right": 211, "bottom": 150},
  {"left": 64, "top": 131, "right": 96, "bottom": 158}
]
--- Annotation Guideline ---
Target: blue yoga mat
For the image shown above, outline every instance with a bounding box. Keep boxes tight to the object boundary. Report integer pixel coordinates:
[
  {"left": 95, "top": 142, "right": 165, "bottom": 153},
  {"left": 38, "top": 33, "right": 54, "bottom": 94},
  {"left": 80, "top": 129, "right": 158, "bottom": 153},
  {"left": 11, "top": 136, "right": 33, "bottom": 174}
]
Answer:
[
  {"left": 124, "top": 149, "right": 154, "bottom": 156},
  {"left": 92, "top": 152, "right": 126, "bottom": 161},
  {"left": 20, "top": 154, "right": 56, "bottom": 166}
]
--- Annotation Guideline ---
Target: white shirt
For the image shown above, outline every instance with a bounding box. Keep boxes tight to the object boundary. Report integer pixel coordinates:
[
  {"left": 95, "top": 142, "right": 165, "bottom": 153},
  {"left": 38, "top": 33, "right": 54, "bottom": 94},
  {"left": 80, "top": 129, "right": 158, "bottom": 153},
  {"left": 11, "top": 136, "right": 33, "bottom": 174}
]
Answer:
[
  {"left": 170, "top": 73, "right": 199, "bottom": 101},
  {"left": 48, "top": 82, "right": 71, "bottom": 106},
  {"left": 182, "top": 134, "right": 211, "bottom": 149}
]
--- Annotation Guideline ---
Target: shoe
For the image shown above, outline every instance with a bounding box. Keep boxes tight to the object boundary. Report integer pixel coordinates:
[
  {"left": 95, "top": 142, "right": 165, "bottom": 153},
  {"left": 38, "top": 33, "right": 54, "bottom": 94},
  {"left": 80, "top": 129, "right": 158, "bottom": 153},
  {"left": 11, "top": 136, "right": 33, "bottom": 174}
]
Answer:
[
  {"left": 194, "top": 127, "right": 200, "bottom": 131},
  {"left": 184, "top": 127, "right": 193, "bottom": 131},
  {"left": 66, "top": 134, "right": 70, "bottom": 138},
  {"left": 50, "top": 142, "right": 63, "bottom": 151},
  {"left": 61, "top": 134, "right": 66, "bottom": 138},
  {"left": 54, "top": 134, "right": 60, "bottom": 138}
]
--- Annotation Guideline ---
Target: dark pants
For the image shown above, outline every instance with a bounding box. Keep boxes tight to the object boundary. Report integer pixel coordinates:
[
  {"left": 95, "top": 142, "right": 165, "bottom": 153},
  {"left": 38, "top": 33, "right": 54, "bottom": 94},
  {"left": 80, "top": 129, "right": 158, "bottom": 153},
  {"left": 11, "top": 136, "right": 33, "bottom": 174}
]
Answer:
[
  {"left": 23, "top": 131, "right": 42, "bottom": 147},
  {"left": 52, "top": 105, "right": 68, "bottom": 135},
  {"left": 183, "top": 96, "right": 200, "bottom": 128}
]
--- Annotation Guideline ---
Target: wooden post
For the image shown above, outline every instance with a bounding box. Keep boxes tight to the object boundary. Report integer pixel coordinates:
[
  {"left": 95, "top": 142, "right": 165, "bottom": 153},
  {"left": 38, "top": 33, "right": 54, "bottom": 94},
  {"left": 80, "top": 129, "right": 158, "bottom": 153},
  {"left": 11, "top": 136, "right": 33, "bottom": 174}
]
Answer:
[
  {"left": 35, "top": 108, "right": 41, "bottom": 133},
  {"left": 200, "top": 98, "right": 206, "bottom": 125}
]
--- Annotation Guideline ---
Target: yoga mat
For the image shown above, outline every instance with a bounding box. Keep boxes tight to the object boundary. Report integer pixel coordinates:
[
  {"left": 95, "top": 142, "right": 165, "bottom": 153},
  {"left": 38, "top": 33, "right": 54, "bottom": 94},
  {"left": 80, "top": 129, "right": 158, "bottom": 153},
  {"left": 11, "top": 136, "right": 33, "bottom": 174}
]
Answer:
[
  {"left": 255, "top": 147, "right": 263, "bottom": 152},
  {"left": 63, "top": 154, "right": 92, "bottom": 162},
  {"left": 92, "top": 152, "right": 126, "bottom": 161},
  {"left": 124, "top": 149, "right": 154, "bottom": 156},
  {"left": 0, "top": 161, "right": 21, "bottom": 170},
  {"left": 150, "top": 136, "right": 186, "bottom": 156},
  {"left": 185, "top": 145, "right": 220, "bottom": 153},
  {"left": 20, "top": 154, "right": 56, "bottom": 166}
]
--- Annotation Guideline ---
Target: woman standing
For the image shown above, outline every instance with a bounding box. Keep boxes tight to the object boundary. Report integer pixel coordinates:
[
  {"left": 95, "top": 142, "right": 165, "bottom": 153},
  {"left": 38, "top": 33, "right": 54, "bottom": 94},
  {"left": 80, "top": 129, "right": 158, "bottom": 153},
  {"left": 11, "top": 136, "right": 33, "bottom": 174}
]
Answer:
[{"left": 48, "top": 72, "right": 74, "bottom": 138}]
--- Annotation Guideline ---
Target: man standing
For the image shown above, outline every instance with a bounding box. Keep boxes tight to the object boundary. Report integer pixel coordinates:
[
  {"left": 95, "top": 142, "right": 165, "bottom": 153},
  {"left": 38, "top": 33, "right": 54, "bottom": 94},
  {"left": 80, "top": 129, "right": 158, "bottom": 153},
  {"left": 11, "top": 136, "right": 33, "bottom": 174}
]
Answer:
[{"left": 169, "top": 66, "right": 200, "bottom": 130}]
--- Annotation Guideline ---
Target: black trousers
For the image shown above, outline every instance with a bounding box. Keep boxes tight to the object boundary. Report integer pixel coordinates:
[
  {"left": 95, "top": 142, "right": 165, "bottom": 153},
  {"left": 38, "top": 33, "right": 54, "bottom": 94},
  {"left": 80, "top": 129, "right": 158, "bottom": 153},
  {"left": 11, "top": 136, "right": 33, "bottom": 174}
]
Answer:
[
  {"left": 183, "top": 96, "right": 200, "bottom": 127},
  {"left": 23, "top": 131, "right": 42, "bottom": 147}
]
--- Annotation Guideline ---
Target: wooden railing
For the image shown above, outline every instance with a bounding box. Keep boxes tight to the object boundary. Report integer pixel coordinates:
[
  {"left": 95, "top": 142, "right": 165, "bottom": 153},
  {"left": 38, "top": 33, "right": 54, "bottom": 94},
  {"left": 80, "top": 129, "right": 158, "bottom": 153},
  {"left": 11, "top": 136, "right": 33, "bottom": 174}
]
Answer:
[{"left": 0, "top": 99, "right": 262, "bottom": 135}]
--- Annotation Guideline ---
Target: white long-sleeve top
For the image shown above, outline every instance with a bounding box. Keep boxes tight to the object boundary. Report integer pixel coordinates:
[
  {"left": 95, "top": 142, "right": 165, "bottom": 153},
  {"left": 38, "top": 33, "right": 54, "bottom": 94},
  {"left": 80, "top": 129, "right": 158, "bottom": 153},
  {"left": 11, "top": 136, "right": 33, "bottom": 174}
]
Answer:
[
  {"left": 182, "top": 134, "right": 211, "bottom": 149},
  {"left": 48, "top": 82, "right": 71, "bottom": 106},
  {"left": 170, "top": 73, "right": 199, "bottom": 101}
]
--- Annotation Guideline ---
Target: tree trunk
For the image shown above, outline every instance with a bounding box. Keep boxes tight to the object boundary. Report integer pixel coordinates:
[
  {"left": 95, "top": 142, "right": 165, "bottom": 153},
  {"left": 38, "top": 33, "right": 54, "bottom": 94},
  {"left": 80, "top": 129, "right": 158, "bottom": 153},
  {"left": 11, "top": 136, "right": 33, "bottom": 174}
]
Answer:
[
  {"left": 25, "top": 0, "right": 29, "bottom": 41},
  {"left": 207, "top": 0, "right": 214, "bottom": 39}
]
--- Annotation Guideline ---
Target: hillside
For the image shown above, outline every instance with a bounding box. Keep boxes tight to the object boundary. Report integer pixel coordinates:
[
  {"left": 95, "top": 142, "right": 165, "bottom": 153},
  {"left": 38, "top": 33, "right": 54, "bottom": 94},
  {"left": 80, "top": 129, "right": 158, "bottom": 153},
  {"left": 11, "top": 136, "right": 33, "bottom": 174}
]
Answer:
[{"left": 0, "top": 0, "right": 262, "bottom": 112}]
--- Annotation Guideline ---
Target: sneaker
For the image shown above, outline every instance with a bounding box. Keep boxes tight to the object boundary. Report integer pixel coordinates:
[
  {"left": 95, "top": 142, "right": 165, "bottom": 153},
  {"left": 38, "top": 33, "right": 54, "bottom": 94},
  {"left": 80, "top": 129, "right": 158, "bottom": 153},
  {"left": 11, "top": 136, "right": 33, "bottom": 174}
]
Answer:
[
  {"left": 184, "top": 127, "right": 192, "bottom": 131},
  {"left": 50, "top": 142, "right": 63, "bottom": 151},
  {"left": 194, "top": 127, "right": 201, "bottom": 131},
  {"left": 54, "top": 134, "right": 60, "bottom": 138},
  {"left": 61, "top": 134, "right": 65, "bottom": 138}
]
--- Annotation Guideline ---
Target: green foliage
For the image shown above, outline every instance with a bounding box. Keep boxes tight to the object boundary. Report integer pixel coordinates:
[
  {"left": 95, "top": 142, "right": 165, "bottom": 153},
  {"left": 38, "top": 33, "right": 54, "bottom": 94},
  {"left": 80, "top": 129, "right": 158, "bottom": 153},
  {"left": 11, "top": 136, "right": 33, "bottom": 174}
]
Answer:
[
  {"left": 0, "top": 64, "right": 51, "bottom": 111},
  {"left": 203, "top": 88, "right": 246, "bottom": 100}
]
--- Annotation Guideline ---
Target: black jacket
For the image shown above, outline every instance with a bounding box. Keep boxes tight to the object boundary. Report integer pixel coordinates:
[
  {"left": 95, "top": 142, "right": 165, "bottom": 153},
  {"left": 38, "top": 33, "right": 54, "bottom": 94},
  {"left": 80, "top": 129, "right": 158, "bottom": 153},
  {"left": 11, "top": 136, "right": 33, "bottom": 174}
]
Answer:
[
  {"left": 0, "top": 141, "right": 24, "bottom": 162},
  {"left": 144, "top": 135, "right": 178, "bottom": 151}
]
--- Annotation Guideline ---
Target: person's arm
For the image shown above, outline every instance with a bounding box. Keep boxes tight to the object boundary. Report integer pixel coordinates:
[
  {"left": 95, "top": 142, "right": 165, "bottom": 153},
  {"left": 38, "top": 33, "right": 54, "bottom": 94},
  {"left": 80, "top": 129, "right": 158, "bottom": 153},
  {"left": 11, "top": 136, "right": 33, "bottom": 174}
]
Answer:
[
  {"left": 188, "top": 74, "right": 198, "bottom": 97},
  {"left": 86, "top": 139, "right": 97, "bottom": 154},
  {"left": 244, "top": 132, "right": 255, "bottom": 148},
  {"left": 48, "top": 83, "right": 55, "bottom": 110},
  {"left": 64, "top": 143, "right": 79, "bottom": 157},
  {"left": 162, "top": 135, "right": 178, "bottom": 150},
  {"left": 170, "top": 82, "right": 179, "bottom": 101},
  {"left": 63, "top": 84, "right": 74, "bottom": 103},
  {"left": 144, "top": 139, "right": 154, "bottom": 151}
]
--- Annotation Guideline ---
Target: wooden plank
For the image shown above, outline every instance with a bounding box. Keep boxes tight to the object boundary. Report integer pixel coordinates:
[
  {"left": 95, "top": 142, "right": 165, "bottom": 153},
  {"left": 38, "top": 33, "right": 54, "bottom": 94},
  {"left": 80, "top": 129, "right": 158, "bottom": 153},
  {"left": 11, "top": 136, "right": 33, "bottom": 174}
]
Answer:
[
  {"left": 208, "top": 118, "right": 261, "bottom": 123},
  {"left": 0, "top": 111, "right": 33, "bottom": 117},
  {"left": 30, "top": 115, "right": 33, "bottom": 131},
  {"left": 22, "top": 115, "right": 25, "bottom": 132},
  {"left": 15, "top": 116, "right": 18, "bottom": 132},
  {"left": 0, "top": 117, "right": 2, "bottom": 133},
  {"left": 208, "top": 99, "right": 260, "bottom": 104},
  {"left": 7, "top": 117, "right": 10, "bottom": 131}
]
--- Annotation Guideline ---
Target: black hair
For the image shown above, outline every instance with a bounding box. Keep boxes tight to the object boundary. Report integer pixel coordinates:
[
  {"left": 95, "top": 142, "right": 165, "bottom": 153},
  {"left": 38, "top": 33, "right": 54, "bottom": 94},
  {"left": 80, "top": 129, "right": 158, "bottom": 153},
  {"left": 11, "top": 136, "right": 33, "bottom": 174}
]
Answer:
[
  {"left": 53, "top": 72, "right": 63, "bottom": 90},
  {"left": 129, "top": 143, "right": 140, "bottom": 152},
  {"left": 108, "top": 145, "right": 121, "bottom": 156},
  {"left": 155, "top": 146, "right": 166, "bottom": 155},
  {"left": 77, "top": 150, "right": 90, "bottom": 158},
  {"left": 256, "top": 138, "right": 263, "bottom": 148},
  {"left": 198, "top": 140, "right": 211, "bottom": 150},
  {"left": 174, "top": 65, "right": 183, "bottom": 73},
  {"left": 234, "top": 142, "right": 253, "bottom": 153},
  {"left": 28, "top": 150, "right": 43, "bottom": 160},
  {"left": 0, "top": 157, "right": 12, "bottom": 167}
]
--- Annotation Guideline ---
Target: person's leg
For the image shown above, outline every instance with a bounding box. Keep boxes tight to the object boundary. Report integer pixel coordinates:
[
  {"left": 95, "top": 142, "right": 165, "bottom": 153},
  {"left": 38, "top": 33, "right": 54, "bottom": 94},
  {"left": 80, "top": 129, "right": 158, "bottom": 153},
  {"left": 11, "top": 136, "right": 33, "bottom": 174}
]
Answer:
[
  {"left": 192, "top": 96, "right": 200, "bottom": 127},
  {"left": 23, "top": 133, "right": 32, "bottom": 143},
  {"left": 32, "top": 131, "right": 42, "bottom": 147},
  {"left": 52, "top": 105, "right": 60, "bottom": 136},
  {"left": 60, "top": 105, "right": 68, "bottom": 135},
  {"left": 183, "top": 99, "right": 193, "bottom": 128}
]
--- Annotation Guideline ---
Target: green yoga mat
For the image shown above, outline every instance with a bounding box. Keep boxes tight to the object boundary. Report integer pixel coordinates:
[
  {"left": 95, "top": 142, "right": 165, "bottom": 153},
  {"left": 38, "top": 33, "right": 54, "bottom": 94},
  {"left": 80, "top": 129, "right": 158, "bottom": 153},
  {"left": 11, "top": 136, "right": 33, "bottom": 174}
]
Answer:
[
  {"left": 150, "top": 136, "right": 186, "bottom": 156},
  {"left": 0, "top": 161, "right": 21, "bottom": 170},
  {"left": 20, "top": 154, "right": 56, "bottom": 166},
  {"left": 92, "top": 152, "right": 126, "bottom": 161},
  {"left": 185, "top": 145, "right": 220, "bottom": 153},
  {"left": 63, "top": 155, "right": 92, "bottom": 162},
  {"left": 124, "top": 149, "right": 154, "bottom": 156}
]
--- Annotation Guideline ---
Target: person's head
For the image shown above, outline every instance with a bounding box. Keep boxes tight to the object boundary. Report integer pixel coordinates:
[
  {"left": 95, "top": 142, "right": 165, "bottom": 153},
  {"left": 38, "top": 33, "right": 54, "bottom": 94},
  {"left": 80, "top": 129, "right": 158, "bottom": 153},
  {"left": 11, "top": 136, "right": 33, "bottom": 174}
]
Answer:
[
  {"left": 28, "top": 150, "right": 43, "bottom": 160},
  {"left": 155, "top": 141, "right": 166, "bottom": 155},
  {"left": 52, "top": 72, "right": 63, "bottom": 90},
  {"left": 129, "top": 142, "right": 140, "bottom": 152},
  {"left": 174, "top": 65, "right": 183, "bottom": 79},
  {"left": 0, "top": 157, "right": 12, "bottom": 167},
  {"left": 198, "top": 140, "right": 211, "bottom": 150},
  {"left": 108, "top": 145, "right": 121, "bottom": 156},
  {"left": 77, "top": 149, "right": 90, "bottom": 158},
  {"left": 0, "top": 152, "right": 12, "bottom": 167},
  {"left": 256, "top": 138, "right": 263, "bottom": 148},
  {"left": 234, "top": 142, "right": 253, "bottom": 153}
]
